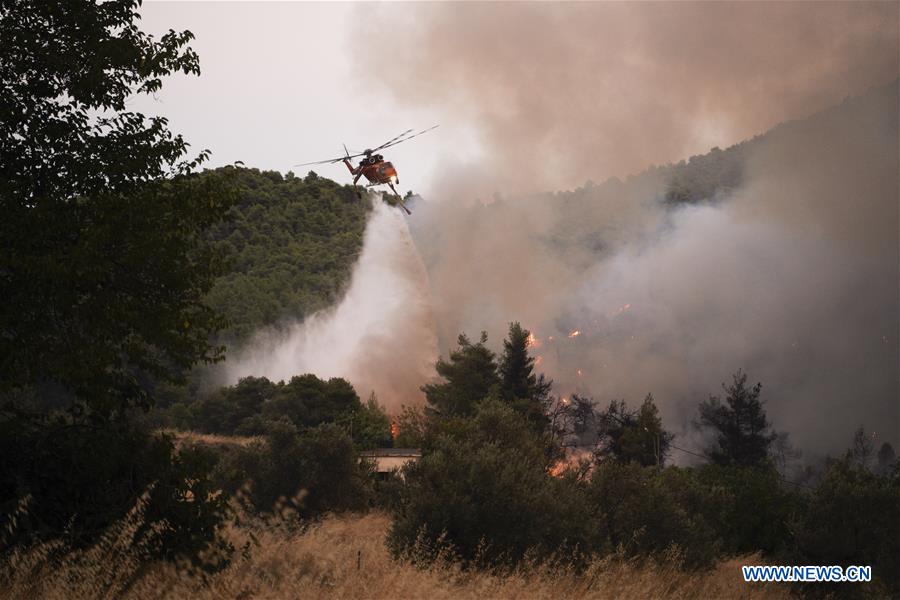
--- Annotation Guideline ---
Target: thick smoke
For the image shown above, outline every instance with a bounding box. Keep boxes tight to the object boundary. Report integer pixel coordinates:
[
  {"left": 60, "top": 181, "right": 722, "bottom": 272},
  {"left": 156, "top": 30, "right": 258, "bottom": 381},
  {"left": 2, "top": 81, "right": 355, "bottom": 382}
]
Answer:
[
  {"left": 353, "top": 2, "right": 897, "bottom": 192},
  {"left": 226, "top": 196, "right": 438, "bottom": 412},
  {"left": 560, "top": 88, "right": 899, "bottom": 454},
  {"left": 348, "top": 4, "right": 898, "bottom": 455},
  {"left": 406, "top": 85, "right": 899, "bottom": 456}
]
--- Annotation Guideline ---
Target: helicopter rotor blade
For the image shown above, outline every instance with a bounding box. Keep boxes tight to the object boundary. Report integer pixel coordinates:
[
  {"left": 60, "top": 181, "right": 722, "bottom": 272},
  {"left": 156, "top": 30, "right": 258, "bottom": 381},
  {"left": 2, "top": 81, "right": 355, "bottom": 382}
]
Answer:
[
  {"left": 294, "top": 149, "right": 368, "bottom": 167},
  {"left": 294, "top": 126, "right": 437, "bottom": 167},
  {"left": 293, "top": 157, "right": 344, "bottom": 167},
  {"left": 368, "top": 129, "right": 414, "bottom": 153},
  {"left": 373, "top": 125, "right": 439, "bottom": 152}
]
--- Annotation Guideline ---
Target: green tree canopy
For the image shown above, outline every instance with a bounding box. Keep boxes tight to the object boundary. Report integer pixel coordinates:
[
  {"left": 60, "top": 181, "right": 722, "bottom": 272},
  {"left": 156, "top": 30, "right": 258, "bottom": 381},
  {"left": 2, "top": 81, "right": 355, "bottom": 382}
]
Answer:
[
  {"left": 389, "top": 399, "right": 596, "bottom": 567},
  {"left": 1, "top": 0, "right": 233, "bottom": 416},
  {"left": 499, "top": 322, "right": 538, "bottom": 400},
  {"left": 190, "top": 374, "right": 364, "bottom": 436},
  {"left": 498, "top": 322, "right": 552, "bottom": 432},
  {"left": 202, "top": 168, "right": 369, "bottom": 342},
  {"left": 793, "top": 457, "right": 900, "bottom": 595},
  {"left": 696, "top": 370, "right": 777, "bottom": 467},
  {"left": 422, "top": 332, "right": 499, "bottom": 417},
  {"left": 217, "top": 420, "right": 374, "bottom": 516},
  {"left": 337, "top": 393, "right": 392, "bottom": 450},
  {"left": 597, "top": 394, "right": 674, "bottom": 467}
]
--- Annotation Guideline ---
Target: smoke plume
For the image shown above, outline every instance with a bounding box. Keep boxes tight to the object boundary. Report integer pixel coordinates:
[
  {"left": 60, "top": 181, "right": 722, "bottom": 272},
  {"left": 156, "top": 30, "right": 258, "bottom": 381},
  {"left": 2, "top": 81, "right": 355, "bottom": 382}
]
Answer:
[
  {"left": 348, "top": 4, "right": 898, "bottom": 455},
  {"left": 408, "top": 84, "right": 899, "bottom": 456},
  {"left": 353, "top": 2, "right": 897, "bottom": 193},
  {"left": 226, "top": 196, "right": 439, "bottom": 412}
]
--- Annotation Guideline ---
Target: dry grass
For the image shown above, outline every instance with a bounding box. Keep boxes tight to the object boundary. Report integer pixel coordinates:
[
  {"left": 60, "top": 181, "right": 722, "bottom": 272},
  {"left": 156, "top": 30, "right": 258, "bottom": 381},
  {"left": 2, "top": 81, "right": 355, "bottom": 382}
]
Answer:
[
  {"left": 1, "top": 507, "right": 789, "bottom": 600},
  {"left": 162, "top": 429, "right": 260, "bottom": 449}
]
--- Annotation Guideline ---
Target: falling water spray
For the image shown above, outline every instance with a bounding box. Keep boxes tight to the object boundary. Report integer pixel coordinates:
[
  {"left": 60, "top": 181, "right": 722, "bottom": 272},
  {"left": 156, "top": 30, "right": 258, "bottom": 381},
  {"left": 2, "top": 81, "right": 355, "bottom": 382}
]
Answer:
[{"left": 226, "top": 194, "right": 439, "bottom": 412}]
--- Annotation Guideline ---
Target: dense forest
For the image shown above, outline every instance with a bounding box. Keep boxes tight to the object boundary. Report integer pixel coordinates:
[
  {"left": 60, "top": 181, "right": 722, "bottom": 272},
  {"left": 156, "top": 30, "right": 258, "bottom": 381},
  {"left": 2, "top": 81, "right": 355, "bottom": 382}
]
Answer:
[
  {"left": 1, "top": 1, "right": 897, "bottom": 598},
  {"left": 203, "top": 168, "right": 370, "bottom": 342},
  {"left": 197, "top": 139, "right": 747, "bottom": 348}
]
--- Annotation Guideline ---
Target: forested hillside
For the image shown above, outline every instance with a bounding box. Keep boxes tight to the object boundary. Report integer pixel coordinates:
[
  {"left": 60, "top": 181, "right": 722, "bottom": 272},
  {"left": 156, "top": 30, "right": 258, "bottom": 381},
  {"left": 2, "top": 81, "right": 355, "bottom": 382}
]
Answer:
[
  {"left": 204, "top": 168, "right": 370, "bottom": 342},
  {"left": 559, "top": 78, "right": 896, "bottom": 211},
  {"left": 200, "top": 98, "right": 752, "bottom": 348},
  {"left": 4, "top": 3, "right": 896, "bottom": 598},
  {"left": 200, "top": 81, "right": 898, "bottom": 350}
]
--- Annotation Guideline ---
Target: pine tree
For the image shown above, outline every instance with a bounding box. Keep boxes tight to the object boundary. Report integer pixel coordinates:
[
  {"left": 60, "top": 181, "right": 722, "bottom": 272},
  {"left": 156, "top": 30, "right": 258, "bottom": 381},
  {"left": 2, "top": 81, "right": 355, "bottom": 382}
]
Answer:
[
  {"left": 598, "top": 394, "right": 673, "bottom": 466},
  {"left": 848, "top": 426, "right": 875, "bottom": 469},
  {"left": 876, "top": 442, "right": 896, "bottom": 475},
  {"left": 422, "top": 332, "right": 499, "bottom": 416},
  {"left": 696, "top": 370, "right": 777, "bottom": 467},
  {"left": 498, "top": 322, "right": 553, "bottom": 432}
]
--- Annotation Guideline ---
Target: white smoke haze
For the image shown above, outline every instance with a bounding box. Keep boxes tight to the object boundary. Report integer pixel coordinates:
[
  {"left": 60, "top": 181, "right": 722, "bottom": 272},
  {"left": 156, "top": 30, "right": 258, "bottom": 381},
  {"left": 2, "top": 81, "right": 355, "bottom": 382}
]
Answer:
[
  {"left": 225, "top": 196, "right": 439, "bottom": 413},
  {"left": 407, "top": 85, "right": 899, "bottom": 457},
  {"left": 228, "top": 85, "right": 898, "bottom": 456},
  {"left": 226, "top": 4, "right": 897, "bottom": 457},
  {"left": 339, "top": 3, "right": 899, "bottom": 457},
  {"left": 351, "top": 2, "right": 898, "bottom": 193}
]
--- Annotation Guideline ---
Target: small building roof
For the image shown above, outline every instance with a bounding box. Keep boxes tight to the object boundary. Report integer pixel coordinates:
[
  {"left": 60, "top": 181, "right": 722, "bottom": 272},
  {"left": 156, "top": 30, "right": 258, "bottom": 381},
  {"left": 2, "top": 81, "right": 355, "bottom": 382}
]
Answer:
[{"left": 360, "top": 448, "right": 422, "bottom": 458}]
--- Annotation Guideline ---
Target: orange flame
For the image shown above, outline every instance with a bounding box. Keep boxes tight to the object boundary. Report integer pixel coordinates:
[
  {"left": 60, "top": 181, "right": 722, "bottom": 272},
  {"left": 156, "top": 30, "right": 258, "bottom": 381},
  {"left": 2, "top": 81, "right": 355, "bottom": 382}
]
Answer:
[
  {"left": 526, "top": 332, "right": 540, "bottom": 348},
  {"left": 390, "top": 420, "right": 399, "bottom": 441},
  {"left": 568, "top": 329, "right": 580, "bottom": 338},
  {"left": 608, "top": 303, "right": 633, "bottom": 317}
]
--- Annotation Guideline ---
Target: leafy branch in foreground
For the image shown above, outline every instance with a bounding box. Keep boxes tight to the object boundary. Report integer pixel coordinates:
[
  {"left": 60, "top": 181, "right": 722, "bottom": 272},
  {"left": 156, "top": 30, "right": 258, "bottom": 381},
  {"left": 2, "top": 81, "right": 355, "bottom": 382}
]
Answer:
[{"left": 1, "top": 0, "right": 235, "bottom": 417}]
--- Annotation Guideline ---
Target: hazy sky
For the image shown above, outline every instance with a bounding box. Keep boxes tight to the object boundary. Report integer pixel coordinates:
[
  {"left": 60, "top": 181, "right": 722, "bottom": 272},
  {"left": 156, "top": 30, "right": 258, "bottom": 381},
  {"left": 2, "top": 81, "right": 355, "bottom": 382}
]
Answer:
[
  {"left": 134, "top": 2, "right": 471, "bottom": 195},
  {"left": 136, "top": 1, "right": 897, "bottom": 196}
]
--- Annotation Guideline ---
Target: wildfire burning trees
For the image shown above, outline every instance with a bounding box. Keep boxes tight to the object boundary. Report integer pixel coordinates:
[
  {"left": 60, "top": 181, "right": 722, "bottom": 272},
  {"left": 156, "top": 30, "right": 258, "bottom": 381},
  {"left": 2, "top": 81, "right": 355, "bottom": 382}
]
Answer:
[
  {"left": 517, "top": 302, "right": 637, "bottom": 400},
  {"left": 609, "top": 303, "right": 631, "bottom": 317},
  {"left": 393, "top": 302, "right": 646, "bottom": 453}
]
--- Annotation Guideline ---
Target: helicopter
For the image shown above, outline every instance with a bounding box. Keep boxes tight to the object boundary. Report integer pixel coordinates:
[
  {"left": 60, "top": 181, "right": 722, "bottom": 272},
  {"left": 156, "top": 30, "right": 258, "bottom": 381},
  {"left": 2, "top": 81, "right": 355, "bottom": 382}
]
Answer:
[{"left": 295, "top": 126, "right": 438, "bottom": 215}]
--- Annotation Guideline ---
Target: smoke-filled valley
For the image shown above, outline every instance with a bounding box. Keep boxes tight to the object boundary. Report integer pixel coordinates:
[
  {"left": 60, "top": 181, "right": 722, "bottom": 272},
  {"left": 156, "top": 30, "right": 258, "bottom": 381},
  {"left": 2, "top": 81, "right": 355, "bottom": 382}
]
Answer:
[
  {"left": 224, "top": 81, "right": 899, "bottom": 460},
  {"left": 405, "top": 82, "right": 900, "bottom": 458},
  {"left": 215, "top": 1, "right": 900, "bottom": 459},
  {"left": 6, "top": 2, "right": 900, "bottom": 596}
]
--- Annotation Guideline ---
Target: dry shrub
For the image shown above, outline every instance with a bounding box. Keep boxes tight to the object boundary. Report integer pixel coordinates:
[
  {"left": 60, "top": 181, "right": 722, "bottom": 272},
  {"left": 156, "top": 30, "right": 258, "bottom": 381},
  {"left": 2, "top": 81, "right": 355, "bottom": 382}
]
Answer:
[
  {"left": 0, "top": 489, "right": 166, "bottom": 599},
  {"left": 166, "top": 430, "right": 261, "bottom": 449},
  {"left": 1, "top": 504, "right": 788, "bottom": 600}
]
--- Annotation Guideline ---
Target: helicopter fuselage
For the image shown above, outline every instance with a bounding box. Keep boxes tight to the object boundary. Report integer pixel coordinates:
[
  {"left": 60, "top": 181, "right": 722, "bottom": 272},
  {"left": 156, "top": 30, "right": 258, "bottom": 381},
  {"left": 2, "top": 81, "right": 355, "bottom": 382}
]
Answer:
[
  {"left": 343, "top": 156, "right": 410, "bottom": 214},
  {"left": 344, "top": 156, "right": 398, "bottom": 186}
]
